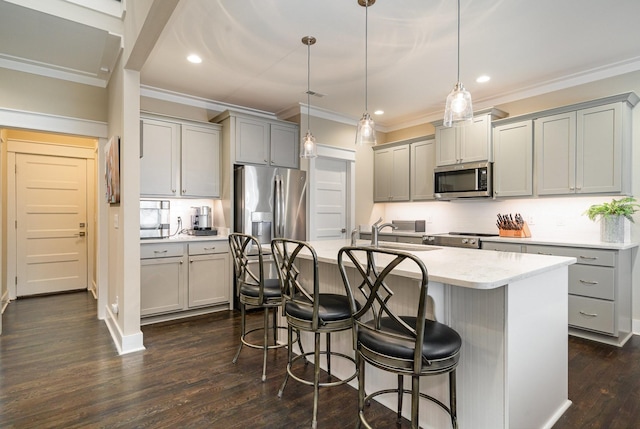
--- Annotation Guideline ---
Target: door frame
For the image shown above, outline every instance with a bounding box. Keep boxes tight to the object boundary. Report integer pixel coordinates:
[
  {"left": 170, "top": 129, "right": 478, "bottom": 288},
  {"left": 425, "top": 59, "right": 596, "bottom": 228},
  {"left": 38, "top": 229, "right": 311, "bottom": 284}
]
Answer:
[
  {"left": 0, "top": 108, "right": 108, "bottom": 323},
  {"left": 306, "top": 144, "right": 356, "bottom": 241}
]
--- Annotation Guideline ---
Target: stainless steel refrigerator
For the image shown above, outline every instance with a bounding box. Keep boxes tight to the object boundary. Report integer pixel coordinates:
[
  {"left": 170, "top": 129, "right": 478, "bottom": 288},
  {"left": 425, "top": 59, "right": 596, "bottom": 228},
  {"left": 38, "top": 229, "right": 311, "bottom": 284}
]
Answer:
[{"left": 234, "top": 165, "right": 307, "bottom": 243}]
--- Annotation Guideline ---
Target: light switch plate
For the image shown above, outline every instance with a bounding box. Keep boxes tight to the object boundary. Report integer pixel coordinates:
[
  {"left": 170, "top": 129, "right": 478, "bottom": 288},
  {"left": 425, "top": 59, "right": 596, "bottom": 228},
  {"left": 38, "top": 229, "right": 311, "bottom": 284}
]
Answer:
[{"left": 114, "top": 214, "right": 119, "bottom": 229}]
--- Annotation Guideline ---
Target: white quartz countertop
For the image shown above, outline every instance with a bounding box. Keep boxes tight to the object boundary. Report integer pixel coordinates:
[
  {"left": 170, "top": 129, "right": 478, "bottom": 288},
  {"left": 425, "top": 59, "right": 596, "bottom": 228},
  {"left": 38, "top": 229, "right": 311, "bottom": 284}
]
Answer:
[
  {"left": 481, "top": 236, "right": 639, "bottom": 250},
  {"left": 141, "top": 233, "right": 229, "bottom": 244},
  {"left": 307, "top": 239, "right": 575, "bottom": 290}
]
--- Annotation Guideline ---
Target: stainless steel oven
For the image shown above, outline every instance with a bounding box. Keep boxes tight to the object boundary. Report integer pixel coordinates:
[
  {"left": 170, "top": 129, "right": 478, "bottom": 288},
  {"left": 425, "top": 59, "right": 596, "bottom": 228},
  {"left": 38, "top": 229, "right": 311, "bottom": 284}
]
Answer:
[
  {"left": 434, "top": 161, "right": 492, "bottom": 199},
  {"left": 423, "top": 232, "right": 498, "bottom": 249}
]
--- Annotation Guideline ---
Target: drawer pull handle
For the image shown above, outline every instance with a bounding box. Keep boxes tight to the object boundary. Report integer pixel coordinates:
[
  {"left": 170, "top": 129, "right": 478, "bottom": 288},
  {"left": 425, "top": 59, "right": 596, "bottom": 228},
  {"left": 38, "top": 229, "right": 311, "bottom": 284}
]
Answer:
[
  {"left": 579, "top": 280, "right": 598, "bottom": 285},
  {"left": 579, "top": 310, "right": 598, "bottom": 318},
  {"left": 153, "top": 250, "right": 168, "bottom": 254},
  {"left": 204, "top": 247, "right": 216, "bottom": 251},
  {"left": 537, "top": 252, "right": 553, "bottom": 256},
  {"left": 579, "top": 256, "right": 598, "bottom": 260}
]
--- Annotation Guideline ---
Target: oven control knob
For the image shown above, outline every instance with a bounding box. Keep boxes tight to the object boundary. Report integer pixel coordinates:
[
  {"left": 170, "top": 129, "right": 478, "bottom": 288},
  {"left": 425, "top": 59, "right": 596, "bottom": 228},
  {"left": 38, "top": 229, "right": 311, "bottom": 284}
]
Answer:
[
  {"left": 461, "top": 238, "right": 468, "bottom": 244},
  {"left": 469, "top": 239, "right": 477, "bottom": 245},
  {"left": 424, "top": 236, "right": 435, "bottom": 243}
]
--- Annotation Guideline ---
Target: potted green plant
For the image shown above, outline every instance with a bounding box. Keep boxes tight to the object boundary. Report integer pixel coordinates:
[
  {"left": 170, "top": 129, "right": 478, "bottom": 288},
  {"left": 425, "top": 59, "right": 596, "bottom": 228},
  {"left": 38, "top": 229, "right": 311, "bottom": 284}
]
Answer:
[{"left": 584, "top": 197, "right": 639, "bottom": 243}]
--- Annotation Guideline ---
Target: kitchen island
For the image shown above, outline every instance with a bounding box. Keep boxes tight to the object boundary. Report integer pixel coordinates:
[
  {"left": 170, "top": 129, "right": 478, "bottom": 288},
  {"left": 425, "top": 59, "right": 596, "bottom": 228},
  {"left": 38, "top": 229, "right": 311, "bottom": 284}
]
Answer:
[{"left": 286, "top": 239, "right": 576, "bottom": 429}]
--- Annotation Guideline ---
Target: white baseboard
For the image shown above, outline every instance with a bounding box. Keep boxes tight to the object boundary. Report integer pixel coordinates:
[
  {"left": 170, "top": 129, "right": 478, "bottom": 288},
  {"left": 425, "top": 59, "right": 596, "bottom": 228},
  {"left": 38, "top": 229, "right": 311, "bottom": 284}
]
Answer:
[
  {"left": 1, "top": 289, "right": 9, "bottom": 313},
  {"left": 104, "top": 305, "right": 145, "bottom": 355},
  {"left": 632, "top": 318, "right": 640, "bottom": 336}
]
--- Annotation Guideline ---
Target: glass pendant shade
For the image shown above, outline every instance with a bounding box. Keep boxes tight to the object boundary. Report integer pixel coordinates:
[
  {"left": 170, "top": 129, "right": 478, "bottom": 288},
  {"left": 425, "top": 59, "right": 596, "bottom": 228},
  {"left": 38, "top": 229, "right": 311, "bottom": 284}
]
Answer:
[
  {"left": 444, "top": 82, "right": 473, "bottom": 127},
  {"left": 355, "top": 113, "right": 377, "bottom": 146},
  {"left": 301, "top": 130, "right": 317, "bottom": 158}
]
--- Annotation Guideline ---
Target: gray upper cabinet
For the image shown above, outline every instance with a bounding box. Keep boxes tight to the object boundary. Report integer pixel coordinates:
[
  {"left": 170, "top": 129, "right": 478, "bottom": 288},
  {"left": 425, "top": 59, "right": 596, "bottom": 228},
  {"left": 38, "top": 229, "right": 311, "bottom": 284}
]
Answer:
[
  {"left": 141, "top": 116, "right": 221, "bottom": 198},
  {"left": 493, "top": 120, "right": 533, "bottom": 197},
  {"left": 373, "top": 144, "right": 410, "bottom": 202},
  {"left": 215, "top": 110, "right": 299, "bottom": 169},
  {"left": 535, "top": 100, "right": 632, "bottom": 195},
  {"left": 435, "top": 109, "right": 507, "bottom": 167},
  {"left": 410, "top": 138, "right": 435, "bottom": 201}
]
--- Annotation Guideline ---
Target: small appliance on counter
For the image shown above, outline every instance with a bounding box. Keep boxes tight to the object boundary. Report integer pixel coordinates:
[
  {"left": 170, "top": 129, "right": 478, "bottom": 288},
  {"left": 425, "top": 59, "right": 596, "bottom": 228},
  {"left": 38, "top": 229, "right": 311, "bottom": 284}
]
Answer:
[
  {"left": 140, "top": 200, "right": 170, "bottom": 239},
  {"left": 189, "top": 205, "right": 217, "bottom": 236}
]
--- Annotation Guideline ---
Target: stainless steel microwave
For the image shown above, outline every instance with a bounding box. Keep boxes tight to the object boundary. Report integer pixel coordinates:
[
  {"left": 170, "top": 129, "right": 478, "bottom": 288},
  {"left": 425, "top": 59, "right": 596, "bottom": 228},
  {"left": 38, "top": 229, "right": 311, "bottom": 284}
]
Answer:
[{"left": 434, "top": 161, "right": 492, "bottom": 199}]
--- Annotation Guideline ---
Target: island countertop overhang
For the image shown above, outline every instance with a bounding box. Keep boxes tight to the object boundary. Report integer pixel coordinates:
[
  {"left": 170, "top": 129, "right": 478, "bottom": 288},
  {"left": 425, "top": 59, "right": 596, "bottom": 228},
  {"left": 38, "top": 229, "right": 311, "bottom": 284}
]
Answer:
[{"left": 306, "top": 239, "right": 576, "bottom": 290}]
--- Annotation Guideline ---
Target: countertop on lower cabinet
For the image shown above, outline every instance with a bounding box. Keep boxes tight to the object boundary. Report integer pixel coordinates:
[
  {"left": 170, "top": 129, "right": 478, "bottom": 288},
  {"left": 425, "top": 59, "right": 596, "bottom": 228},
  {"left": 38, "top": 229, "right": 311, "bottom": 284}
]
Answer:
[
  {"left": 481, "top": 235, "right": 638, "bottom": 250},
  {"left": 140, "top": 233, "right": 229, "bottom": 244},
  {"left": 286, "top": 239, "right": 574, "bottom": 429}
]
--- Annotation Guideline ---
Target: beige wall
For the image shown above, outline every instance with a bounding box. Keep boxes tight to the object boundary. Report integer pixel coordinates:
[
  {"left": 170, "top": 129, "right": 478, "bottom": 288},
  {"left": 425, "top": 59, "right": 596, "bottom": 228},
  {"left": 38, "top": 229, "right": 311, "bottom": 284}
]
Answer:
[
  {"left": 0, "top": 68, "right": 108, "bottom": 122},
  {"left": 385, "top": 122, "right": 435, "bottom": 143},
  {"left": 140, "top": 96, "right": 219, "bottom": 122}
]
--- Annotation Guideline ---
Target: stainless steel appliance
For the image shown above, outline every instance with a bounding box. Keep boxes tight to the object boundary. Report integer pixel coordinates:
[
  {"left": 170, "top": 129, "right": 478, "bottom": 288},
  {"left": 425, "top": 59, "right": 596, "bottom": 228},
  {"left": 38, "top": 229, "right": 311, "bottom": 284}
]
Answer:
[
  {"left": 423, "top": 232, "right": 498, "bottom": 249},
  {"left": 234, "top": 165, "right": 307, "bottom": 243},
  {"left": 140, "top": 200, "right": 170, "bottom": 239},
  {"left": 192, "top": 206, "right": 212, "bottom": 230},
  {"left": 434, "top": 161, "right": 492, "bottom": 199}
]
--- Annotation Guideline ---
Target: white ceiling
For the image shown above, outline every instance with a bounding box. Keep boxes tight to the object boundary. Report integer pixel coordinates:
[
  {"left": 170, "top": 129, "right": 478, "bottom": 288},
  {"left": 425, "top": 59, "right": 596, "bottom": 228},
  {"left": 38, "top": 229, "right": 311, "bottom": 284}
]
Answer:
[{"left": 3, "top": 0, "right": 640, "bottom": 129}]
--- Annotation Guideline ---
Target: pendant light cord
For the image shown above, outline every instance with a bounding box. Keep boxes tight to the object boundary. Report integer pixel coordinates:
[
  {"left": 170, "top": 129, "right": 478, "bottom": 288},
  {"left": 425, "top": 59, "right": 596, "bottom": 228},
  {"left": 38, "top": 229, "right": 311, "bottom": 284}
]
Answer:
[
  {"left": 364, "top": 0, "right": 369, "bottom": 112},
  {"left": 307, "top": 40, "right": 311, "bottom": 131},
  {"left": 456, "top": 0, "right": 461, "bottom": 83}
]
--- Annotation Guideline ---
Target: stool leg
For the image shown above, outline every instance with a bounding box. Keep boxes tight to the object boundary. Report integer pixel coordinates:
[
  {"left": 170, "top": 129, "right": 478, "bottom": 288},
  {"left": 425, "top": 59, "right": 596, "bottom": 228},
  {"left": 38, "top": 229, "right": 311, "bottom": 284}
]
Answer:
[
  {"left": 450, "top": 369, "right": 458, "bottom": 429},
  {"left": 397, "top": 374, "right": 403, "bottom": 423},
  {"left": 262, "top": 307, "right": 269, "bottom": 382},
  {"left": 312, "top": 331, "right": 321, "bottom": 429},
  {"left": 232, "top": 303, "right": 245, "bottom": 364},
  {"left": 278, "top": 324, "right": 293, "bottom": 398},
  {"left": 326, "top": 332, "right": 332, "bottom": 377},
  {"left": 411, "top": 375, "right": 420, "bottom": 429},
  {"left": 272, "top": 306, "right": 278, "bottom": 344},
  {"left": 356, "top": 353, "right": 365, "bottom": 429}
]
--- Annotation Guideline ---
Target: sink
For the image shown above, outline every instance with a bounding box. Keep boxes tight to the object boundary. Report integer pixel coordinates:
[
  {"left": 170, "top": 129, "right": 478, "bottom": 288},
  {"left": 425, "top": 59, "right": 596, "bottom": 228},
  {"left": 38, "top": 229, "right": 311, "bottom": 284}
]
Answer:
[{"left": 372, "top": 242, "right": 440, "bottom": 252}]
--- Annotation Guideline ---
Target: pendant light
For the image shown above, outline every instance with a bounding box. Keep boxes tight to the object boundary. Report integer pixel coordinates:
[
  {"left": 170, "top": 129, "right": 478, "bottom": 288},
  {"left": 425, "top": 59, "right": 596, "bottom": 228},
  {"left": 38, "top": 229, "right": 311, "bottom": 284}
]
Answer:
[
  {"left": 444, "top": 0, "right": 473, "bottom": 127},
  {"left": 300, "top": 36, "right": 318, "bottom": 159},
  {"left": 355, "top": 0, "right": 376, "bottom": 146}
]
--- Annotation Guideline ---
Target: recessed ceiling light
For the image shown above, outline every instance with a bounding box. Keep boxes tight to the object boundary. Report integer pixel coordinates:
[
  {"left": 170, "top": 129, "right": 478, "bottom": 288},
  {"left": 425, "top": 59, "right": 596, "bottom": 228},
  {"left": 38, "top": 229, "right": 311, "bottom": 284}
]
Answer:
[
  {"left": 476, "top": 75, "right": 490, "bottom": 83},
  {"left": 187, "top": 54, "right": 202, "bottom": 64},
  {"left": 374, "top": 110, "right": 384, "bottom": 115}
]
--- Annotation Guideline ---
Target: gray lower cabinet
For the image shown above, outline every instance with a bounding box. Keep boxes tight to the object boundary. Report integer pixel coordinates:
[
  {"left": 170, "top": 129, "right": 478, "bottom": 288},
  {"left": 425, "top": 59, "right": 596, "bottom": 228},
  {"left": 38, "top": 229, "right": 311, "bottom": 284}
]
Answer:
[
  {"left": 482, "top": 241, "right": 632, "bottom": 346},
  {"left": 141, "top": 240, "right": 230, "bottom": 320}
]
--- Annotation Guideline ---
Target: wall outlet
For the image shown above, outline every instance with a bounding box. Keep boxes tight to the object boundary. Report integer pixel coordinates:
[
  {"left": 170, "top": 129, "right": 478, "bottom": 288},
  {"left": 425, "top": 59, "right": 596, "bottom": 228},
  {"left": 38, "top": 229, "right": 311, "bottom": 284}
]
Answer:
[{"left": 526, "top": 215, "right": 535, "bottom": 225}]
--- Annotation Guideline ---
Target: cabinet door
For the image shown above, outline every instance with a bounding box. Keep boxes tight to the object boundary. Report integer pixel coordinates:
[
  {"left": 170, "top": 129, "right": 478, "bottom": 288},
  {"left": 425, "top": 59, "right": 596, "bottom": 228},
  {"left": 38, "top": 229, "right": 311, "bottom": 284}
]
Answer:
[
  {"left": 535, "top": 112, "right": 576, "bottom": 195},
  {"left": 181, "top": 125, "right": 221, "bottom": 198},
  {"left": 141, "top": 256, "right": 185, "bottom": 316},
  {"left": 410, "top": 139, "right": 435, "bottom": 200},
  {"left": 460, "top": 114, "right": 490, "bottom": 163},
  {"left": 236, "top": 117, "right": 269, "bottom": 165},
  {"left": 391, "top": 145, "right": 410, "bottom": 201},
  {"left": 270, "top": 123, "right": 299, "bottom": 168},
  {"left": 435, "top": 125, "right": 458, "bottom": 166},
  {"left": 493, "top": 120, "right": 533, "bottom": 197},
  {"left": 577, "top": 102, "right": 622, "bottom": 194},
  {"left": 140, "top": 119, "right": 179, "bottom": 196},
  {"left": 188, "top": 253, "right": 230, "bottom": 307},
  {"left": 373, "top": 148, "right": 392, "bottom": 202}
]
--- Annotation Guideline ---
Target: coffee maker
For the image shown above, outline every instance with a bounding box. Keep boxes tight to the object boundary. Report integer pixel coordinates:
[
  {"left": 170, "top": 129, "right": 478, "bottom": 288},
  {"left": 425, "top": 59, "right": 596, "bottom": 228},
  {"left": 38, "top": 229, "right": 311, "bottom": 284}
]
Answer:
[{"left": 190, "top": 206, "right": 217, "bottom": 235}]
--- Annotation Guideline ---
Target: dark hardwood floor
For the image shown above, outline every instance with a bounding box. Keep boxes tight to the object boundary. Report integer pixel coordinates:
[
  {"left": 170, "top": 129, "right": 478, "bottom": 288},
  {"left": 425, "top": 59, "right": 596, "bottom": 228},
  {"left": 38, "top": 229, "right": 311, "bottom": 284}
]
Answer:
[{"left": 1, "top": 291, "right": 640, "bottom": 428}]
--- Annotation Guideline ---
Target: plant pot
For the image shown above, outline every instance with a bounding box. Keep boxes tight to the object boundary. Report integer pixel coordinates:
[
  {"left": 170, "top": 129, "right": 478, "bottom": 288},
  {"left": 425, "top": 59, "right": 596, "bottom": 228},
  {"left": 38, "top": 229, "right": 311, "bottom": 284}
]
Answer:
[{"left": 600, "top": 215, "right": 625, "bottom": 243}]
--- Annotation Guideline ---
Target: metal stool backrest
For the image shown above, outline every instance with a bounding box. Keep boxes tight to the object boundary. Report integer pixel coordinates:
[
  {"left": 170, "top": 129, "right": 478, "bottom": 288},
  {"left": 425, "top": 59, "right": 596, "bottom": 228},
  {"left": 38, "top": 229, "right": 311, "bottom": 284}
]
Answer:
[
  {"left": 338, "top": 246, "right": 430, "bottom": 371},
  {"left": 229, "top": 232, "right": 268, "bottom": 303},
  {"left": 271, "top": 238, "right": 322, "bottom": 330}
]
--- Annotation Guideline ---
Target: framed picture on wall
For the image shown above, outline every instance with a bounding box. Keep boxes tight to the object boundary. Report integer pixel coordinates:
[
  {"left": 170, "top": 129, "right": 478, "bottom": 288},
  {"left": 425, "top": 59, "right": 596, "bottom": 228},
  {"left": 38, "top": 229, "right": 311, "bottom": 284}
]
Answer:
[{"left": 105, "top": 136, "right": 120, "bottom": 204}]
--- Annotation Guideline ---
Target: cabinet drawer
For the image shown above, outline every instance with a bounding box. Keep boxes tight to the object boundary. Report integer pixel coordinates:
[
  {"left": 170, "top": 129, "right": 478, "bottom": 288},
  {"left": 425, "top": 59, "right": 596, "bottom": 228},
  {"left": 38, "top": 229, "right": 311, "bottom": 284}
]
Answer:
[
  {"left": 141, "top": 242, "right": 184, "bottom": 259},
  {"left": 481, "top": 242, "right": 523, "bottom": 253},
  {"left": 526, "top": 245, "right": 614, "bottom": 267},
  {"left": 569, "top": 265, "right": 615, "bottom": 300},
  {"left": 189, "top": 241, "right": 229, "bottom": 255},
  {"left": 568, "top": 295, "right": 615, "bottom": 335}
]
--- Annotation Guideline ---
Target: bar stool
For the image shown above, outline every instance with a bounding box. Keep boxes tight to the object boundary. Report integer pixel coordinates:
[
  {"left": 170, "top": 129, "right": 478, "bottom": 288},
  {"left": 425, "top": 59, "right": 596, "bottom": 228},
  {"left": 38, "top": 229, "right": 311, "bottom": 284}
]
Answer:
[
  {"left": 271, "top": 238, "right": 357, "bottom": 429},
  {"left": 229, "top": 232, "right": 289, "bottom": 382},
  {"left": 337, "top": 246, "right": 462, "bottom": 429}
]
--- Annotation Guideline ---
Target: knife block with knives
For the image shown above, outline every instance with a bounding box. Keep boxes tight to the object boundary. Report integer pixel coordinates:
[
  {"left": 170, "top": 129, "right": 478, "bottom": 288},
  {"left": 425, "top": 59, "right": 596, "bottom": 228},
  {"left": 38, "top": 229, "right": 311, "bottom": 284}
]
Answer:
[{"left": 497, "top": 213, "right": 531, "bottom": 238}]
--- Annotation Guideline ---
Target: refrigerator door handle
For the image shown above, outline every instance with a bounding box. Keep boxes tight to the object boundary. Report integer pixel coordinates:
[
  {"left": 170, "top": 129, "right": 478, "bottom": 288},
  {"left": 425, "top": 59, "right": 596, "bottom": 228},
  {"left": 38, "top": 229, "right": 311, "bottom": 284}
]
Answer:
[{"left": 275, "top": 175, "right": 283, "bottom": 237}]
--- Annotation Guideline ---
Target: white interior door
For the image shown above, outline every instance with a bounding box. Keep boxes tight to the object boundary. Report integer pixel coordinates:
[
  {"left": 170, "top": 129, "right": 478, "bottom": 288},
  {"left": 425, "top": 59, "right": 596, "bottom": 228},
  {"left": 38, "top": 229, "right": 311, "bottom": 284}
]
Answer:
[
  {"left": 312, "top": 157, "right": 348, "bottom": 240},
  {"left": 16, "top": 153, "right": 88, "bottom": 296}
]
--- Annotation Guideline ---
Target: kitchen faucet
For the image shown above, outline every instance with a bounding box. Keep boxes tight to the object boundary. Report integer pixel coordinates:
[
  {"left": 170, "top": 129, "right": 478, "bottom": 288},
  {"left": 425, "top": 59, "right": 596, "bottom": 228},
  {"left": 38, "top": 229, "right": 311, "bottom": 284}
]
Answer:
[
  {"left": 371, "top": 217, "right": 397, "bottom": 247},
  {"left": 351, "top": 228, "right": 359, "bottom": 246}
]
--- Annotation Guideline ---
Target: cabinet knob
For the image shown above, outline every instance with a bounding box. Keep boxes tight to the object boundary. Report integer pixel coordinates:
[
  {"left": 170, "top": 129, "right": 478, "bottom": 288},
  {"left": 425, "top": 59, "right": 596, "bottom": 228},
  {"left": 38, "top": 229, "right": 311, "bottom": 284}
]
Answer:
[
  {"left": 182, "top": 189, "right": 186, "bottom": 193},
  {"left": 190, "top": 259, "right": 193, "bottom": 263},
  {"left": 172, "top": 189, "right": 176, "bottom": 193}
]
